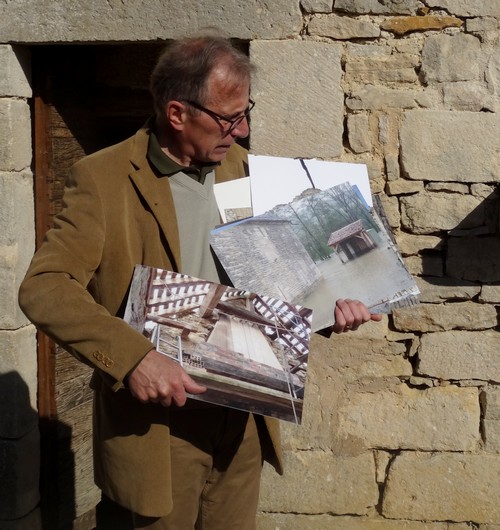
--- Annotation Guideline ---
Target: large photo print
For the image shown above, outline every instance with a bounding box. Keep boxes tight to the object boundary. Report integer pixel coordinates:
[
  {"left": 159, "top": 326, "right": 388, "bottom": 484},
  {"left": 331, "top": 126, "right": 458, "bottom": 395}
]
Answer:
[{"left": 124, "top": 265, "right": 313, "bottom": 423}]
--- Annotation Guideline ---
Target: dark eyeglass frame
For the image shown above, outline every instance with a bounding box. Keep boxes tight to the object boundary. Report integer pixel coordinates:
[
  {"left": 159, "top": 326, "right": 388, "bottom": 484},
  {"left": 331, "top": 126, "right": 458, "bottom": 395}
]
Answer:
[{"left": 183, "top": 98, "right": 255, "bottom": 134}]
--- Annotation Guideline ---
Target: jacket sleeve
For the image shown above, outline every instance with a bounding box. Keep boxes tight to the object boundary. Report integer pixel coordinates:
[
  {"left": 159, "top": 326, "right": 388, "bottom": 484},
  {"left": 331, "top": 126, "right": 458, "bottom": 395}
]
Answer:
[{"left": 18, "top": 162, "right": 154, "bottom": 390}]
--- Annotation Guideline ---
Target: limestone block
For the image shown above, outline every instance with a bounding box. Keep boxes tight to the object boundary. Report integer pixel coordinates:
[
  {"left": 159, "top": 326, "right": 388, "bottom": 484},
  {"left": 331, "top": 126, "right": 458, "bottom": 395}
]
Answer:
[
  {"left": 286, "top": 333, "right": 404, "bottom": 452},
  {"left": 0, "top": 328, "right": 38, "bottom": 438},
  {"left": 0, "top": 1, "right": 302, "bottom": 41},
  {"left": 404, "top": 254, "right": 443, "bottom": 277},
  {"left": 401, "top": 110, "right": 500, "bottom": 183},
  {"left": 480, "top": 285, "right": 500, "bottom": 303},
  {"left": 347, "top": 114, "right": 371, "bottom": 153},
  {"left": 380, "top": 15, "right": 462, "bottom": 35},
  {"left": 0, "top": 427, "right": 40, "bottom": 520},
  {"left": 426, "top": 182, "right": 469, "bottom": 193},
  {"left": 392, "top": 301, "right": 497, "bottom": 332},
  {"left": 377, "top": 194, "right": 399, "bottom": 229},
  {"left": 421, "top": 34, "right": 481, "bottom": 83},
  {"left": 0, "top": 46, "right": 31, "bottom": 98},
  {"left": 382, "top": 452, "right": 500, "bottom": 523},
  {"left": 395, "top": 234, "right": 442, "bottom": 256},
  {"left": 257, "top": 513, "right": 453, "bottom": 529},
  {"left": 309, "top": 14, "right": 380, "bottom": 39},
  {"left": 484, "top": 419, "right": 500, "bottom": 454},
  {"left": 337, "top": 384, "right": 480, "bottom": 451},
  {"left": 471, "top": 183, "right": 498, "bottom": 199},
  {"left": 400, "top": 192, "right": 483, "bottom": 234},
  {"left": 415, "top": 276, "right": 480, "bottom": 303},
  {"left": 447, "top": 236, "right": 500, "bottom": 283},
  {"left": 426, "top": 0, "right": 500, "bottom": 17},
  {"left": 467, "top": 17, "right": 499, "bottom": 33},
  {"left": 300, "top": 0, "right": 333, "bottom": 13},
  {"left": 347, "top": 85, "right": 438, "bottom": 110},
  {"left": 467, "top": 17, "right": 500, "bottom": 45},
  {"left": 250, "top": 41, "right": 343, "bottom": 158},
  {"left": 443, "top": 81, "right": 495, "bottom": 112},
  {"left": 0, "top": 101, "right": 32, "bottom": 172},
  {"left": 482, "top": 387, "right": 500, "bottom": 420},
  {"left": 385, "top": 153, "right": 400, "bottom": 181},
  {"left": 385, "top": 179, "right": 424, "bottom": 195},
  {"left": 259, "top": 450, "right": 378, "bottom": 514},
  {"left": 418, "top": 330, "right": 500, "bottom": 382},
  {"left": 334, "top": 0, "right": 420, "bottom": 15},
  {"left": 345, "top": 53, "right": 418, "bottom": 84}
]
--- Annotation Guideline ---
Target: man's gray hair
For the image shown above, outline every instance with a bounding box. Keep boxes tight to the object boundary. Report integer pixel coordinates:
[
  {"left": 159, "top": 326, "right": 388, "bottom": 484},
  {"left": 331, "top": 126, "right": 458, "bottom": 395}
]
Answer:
[{"left": 150, "top": 32, "right": 254, "bottom": 120}]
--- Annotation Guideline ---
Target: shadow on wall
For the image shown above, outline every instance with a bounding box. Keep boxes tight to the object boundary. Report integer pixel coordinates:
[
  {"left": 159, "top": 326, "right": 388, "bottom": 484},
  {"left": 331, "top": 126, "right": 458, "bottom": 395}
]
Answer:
[
  {"left": 0, "top": 371, "right": 42, "bottom": 526},
  {"left": 419, "top": 189, "right": 500, "bottom": 294}
]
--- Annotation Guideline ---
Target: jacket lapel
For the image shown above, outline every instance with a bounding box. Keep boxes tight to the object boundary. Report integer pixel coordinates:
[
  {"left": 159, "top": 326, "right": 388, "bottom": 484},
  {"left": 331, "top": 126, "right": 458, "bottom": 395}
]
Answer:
[{"left": 129, "top": 125, "right": 181, "bottom": 271}]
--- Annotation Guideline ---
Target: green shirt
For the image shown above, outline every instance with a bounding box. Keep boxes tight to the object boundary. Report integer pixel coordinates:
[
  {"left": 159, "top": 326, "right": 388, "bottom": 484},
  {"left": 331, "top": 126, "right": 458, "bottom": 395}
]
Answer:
[{"left": 147, "top": 130, "right": 221, "bottom": 282}]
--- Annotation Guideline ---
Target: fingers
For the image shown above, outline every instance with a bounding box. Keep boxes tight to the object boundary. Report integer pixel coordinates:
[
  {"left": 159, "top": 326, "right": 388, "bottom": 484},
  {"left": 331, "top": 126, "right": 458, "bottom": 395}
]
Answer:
[
  {"left": 332, "top": 299, "right": 381, "bottom": 334},
  {"left": 127, "top": 349, "right": 206, "bottom": 408}
]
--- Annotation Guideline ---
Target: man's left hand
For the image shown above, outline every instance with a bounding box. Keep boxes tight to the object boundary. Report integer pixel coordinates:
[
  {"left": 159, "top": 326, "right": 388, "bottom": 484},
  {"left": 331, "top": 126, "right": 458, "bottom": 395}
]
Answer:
[{"left": 331, "top": 298, "right": 382, "bottom": 334}]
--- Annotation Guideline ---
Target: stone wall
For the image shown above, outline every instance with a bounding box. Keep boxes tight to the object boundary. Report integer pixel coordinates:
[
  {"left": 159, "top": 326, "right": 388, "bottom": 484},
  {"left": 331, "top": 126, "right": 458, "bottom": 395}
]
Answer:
[
  {"left": 1, "top": 0, "right": 500, "bottom": 528},
  {"left": 0, "top": 45, "right": 41, "bottom": 529}
]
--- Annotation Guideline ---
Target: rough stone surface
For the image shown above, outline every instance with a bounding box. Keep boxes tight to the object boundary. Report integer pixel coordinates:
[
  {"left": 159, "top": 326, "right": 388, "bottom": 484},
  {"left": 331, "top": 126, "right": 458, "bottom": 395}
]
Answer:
[
  {"left": 480, "top": 285, "right": 500, "bottom": 303},
  {"left": 443, "top": 81, "right": 495, "bottom": 111},
  {"left": 421, "top": 33, "right": 482, "bottom": 83},
  {"left": 400, "top": 192, "right": 483, "bottom": 234},
  {"left": 392, "top": 302, "right": 497, "bottom": 332},
  {"left": 259, "top": 450, "right": 378, "bottom": 514},
  {"left": 345, "top": 53, "right": 419, "bottom": 83},
  {"left": 386, "top": 178, "right": 424, "bottom": 195},
  {"left": 0, "top": 100, "right": 32, "bottom": 172},
  {"left": 335, "top": 0, "right": 421, "bottom": 15},
  {"left": 0, "top": 428, "right": 40, "bottom": 520},
  {"left": 415, "top": 276, "right": 481, "bottom": 303},
  {"left": 347, "top": 85, "right": 438, "bottom": 110},
  {"left": 0, "top": 46, "right": 31, "bottom": 98},
  {"left": 300, "top": 0, "right": 333, "bottom": 13},
  {"left": 337, "top": 384, "right": 480, "bottom": 451},
  {"left": 309, "top": 14, "right": 380, "bottom": 39},
  {"left": 426, "top": 0, "right": 500, "bottom": 17},
  {"left": 0, "top": 173, "right": 35, "bottom": 329},
  {"left": 0, "top": 0, "right": 302, "bottom": 41},
  {"left": 394, "top": 234, "right": 443, "bottom": 256},
  {"left": 382, "top": 452, "right": 500, "bottom": 523},
  {"left": 400, "top": 111, "right": 500, "bottom": 183},
  {"left": 418, "top": 330, "right": 500, "bottom": 382},
  {"left": 347, "top": 114, "right": 371, "bottom": 153},
  {"left": 250, "top": 40, "right": 343, "bottom": 158}
]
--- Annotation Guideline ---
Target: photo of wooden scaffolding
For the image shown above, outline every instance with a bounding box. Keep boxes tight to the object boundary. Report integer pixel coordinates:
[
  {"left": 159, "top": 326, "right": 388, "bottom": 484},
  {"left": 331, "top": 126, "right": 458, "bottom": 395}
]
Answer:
[{"left": 124, "top": 265, "right": 313, "bottom": 423}]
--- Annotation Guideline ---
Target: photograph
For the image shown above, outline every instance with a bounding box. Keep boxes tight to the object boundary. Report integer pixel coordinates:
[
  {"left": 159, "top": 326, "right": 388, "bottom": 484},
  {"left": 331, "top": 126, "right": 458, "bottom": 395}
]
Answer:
[
  {"left": 211, "top": 181, "right": 420, "bottom": 332},
  {"left": 124, "top": 265, "right": 313, "bottom": 423}
]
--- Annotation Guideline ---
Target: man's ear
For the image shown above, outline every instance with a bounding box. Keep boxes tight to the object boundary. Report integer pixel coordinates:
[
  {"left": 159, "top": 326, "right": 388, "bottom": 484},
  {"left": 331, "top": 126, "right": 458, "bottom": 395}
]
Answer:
[{"left": 165, "top": 101, "right": 187, "bottom": 131}]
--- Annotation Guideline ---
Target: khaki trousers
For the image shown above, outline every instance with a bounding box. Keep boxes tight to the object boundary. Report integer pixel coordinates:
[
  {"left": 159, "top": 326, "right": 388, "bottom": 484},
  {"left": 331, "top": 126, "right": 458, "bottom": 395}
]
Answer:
[{"left": 132, "top": 405, "right": 264, "bottom": 530}]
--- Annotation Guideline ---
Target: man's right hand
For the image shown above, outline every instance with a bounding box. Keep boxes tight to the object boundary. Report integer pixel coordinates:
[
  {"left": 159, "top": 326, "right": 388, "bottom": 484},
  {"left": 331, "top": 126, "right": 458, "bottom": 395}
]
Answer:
[{"left": 127, "top": 349, "right": 207, "bottom": 407}]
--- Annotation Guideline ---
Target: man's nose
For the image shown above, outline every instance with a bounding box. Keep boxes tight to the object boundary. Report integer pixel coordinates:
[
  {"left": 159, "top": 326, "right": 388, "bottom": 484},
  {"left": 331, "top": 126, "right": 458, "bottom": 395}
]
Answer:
[{"left": 230, "top": 116, "right": 250, "bottom": 139}]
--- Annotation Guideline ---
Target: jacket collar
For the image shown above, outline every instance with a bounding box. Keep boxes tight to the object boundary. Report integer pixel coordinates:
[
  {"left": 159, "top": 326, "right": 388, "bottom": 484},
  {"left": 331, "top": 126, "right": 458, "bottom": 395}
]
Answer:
[{"left": 129, "top": 123, "right": 181, "bottom": 271}]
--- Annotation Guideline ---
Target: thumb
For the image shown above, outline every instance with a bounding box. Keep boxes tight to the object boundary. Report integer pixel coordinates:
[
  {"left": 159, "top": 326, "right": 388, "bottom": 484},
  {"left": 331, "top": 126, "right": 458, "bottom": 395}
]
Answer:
[{"left": 183, "top": 373, "right": 207, "bottom": 395}]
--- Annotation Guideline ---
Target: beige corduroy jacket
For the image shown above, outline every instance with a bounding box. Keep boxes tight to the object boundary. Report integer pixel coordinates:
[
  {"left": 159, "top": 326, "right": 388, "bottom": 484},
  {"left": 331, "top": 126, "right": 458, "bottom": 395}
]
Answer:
[{"left": 19, "top": 123, "right": 283, "bottom": 517}]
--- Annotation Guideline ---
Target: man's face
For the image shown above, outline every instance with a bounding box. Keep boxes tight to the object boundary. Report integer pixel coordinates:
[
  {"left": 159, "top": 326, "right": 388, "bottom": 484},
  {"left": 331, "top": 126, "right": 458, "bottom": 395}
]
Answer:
[{"left": 178, "top": 67, "right": 251, "bottom": 165}]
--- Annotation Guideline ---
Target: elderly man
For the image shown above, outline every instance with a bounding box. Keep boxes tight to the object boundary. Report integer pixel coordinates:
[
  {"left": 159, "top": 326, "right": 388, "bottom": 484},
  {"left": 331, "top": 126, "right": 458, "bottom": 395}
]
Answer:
[{"left": 19, "top": 34, "right": 379, "bottom": 529}]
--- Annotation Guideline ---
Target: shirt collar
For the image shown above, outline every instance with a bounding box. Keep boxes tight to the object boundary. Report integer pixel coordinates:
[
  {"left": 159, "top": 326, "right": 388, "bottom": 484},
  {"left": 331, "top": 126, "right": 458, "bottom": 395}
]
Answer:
[{"left": 147, "top": 128, "right": 219, "bottom": 184}]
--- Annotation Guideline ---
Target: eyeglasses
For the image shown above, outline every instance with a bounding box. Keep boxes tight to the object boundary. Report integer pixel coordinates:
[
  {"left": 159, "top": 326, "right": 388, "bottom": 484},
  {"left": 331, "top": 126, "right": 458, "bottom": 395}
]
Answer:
[{"left": 183, "top": 99, "right": 255, "bottom": 134}]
